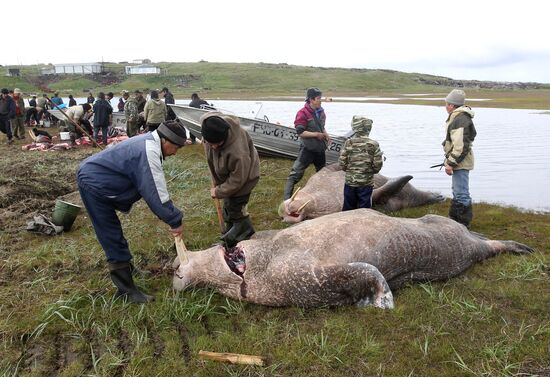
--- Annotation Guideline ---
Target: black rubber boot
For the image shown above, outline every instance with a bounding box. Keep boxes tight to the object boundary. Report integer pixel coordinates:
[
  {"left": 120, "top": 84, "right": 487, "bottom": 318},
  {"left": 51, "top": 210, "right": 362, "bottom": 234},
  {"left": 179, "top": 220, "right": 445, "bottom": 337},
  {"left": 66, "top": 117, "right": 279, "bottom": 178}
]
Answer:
[
  {"left": 222, "top": 206, "right": 232, "bottom": 235},
  {"left": 221, "top": 217, "right": 255, "bottom": 248},
  {"left": 448, "top": 200, "right": 461, "bottom": 223},
  {"left": 109, "top": 262, "right": 154, "bottom": 304},
  {"left": 449, "top": 200, "right": 473, "bottom": 229},
  {"left": 461, "top": 204, "right": 473, "bottom": 229}
]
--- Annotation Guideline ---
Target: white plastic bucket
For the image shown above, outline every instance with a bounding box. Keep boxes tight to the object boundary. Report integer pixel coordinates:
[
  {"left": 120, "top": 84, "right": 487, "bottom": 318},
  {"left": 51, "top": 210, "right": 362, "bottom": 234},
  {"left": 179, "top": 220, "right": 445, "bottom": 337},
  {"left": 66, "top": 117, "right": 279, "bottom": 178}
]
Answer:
[{"left": 59, "top": 132, "right": 71, "bottom": 141}]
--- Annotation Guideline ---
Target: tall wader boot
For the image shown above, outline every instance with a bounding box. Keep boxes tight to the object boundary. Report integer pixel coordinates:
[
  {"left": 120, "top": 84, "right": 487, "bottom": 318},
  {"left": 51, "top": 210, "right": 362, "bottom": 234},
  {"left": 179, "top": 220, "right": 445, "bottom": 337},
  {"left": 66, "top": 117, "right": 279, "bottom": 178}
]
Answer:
[
  {"left": 109, "top": 262, "right": 154, "bottom": 304},
  {"left": 221, "top": 217, "right": 255, "bottom": 248},
  {"left": 449, "top": 200, "right": 473, "bottom": 229}
]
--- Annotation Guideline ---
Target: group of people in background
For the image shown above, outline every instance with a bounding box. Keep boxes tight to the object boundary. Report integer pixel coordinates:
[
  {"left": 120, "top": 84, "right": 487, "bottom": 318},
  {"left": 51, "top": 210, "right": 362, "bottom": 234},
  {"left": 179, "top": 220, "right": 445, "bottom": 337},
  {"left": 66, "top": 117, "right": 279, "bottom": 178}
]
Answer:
[{"left": 0, "top": 86, "right": 211, "bottom": 146}]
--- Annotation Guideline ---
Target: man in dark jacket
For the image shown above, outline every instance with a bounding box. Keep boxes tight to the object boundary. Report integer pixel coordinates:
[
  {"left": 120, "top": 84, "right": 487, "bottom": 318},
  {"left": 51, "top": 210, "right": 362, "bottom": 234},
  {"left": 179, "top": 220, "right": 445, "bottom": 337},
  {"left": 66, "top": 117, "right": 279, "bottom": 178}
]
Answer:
[
  {"left": 92, "top": 92, "right": 113, "bottom": 145},
  {"left": 77, "top": 120, "right": 187, "bottom": 303},
  {"left": 188, "top": 93, "right": 211, "bottom": 144},
  {"left": 200, "top": 112, "right": 260, "bottom": 247},
  {"left": 0, "top": 88, "right": 15, "bottom": 144},
  {"left": 68, "top": 94, "right": 77, "bottom": 107},
  {"left": 161, "top": 87, "right": 176, "bottom": 121},
  {"left": 283, "top": 87, "right": 330, "bottom": 199}
]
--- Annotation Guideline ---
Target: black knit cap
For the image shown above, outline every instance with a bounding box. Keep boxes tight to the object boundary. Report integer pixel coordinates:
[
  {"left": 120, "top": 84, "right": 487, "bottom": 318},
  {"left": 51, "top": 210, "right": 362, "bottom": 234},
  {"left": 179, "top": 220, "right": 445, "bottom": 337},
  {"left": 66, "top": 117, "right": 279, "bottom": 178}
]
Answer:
[
  {"left": 157, "top": 120, "right": 188, "bottom": 146},
  {"left": 1, "top": 88, "right": 9, "bottom": 94},
  {"left": 201, "top": 116, "right": 229, "bottom": 143},
  {"left": 305, "top": 87, "right": 322, "bottom": 102}
]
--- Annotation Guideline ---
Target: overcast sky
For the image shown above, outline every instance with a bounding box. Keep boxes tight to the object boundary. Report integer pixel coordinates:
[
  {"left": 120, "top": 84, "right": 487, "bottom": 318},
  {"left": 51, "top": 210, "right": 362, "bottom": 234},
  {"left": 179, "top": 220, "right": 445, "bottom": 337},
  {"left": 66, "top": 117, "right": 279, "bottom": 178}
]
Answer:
[{"left": 4, "top": 0, "right": 550, "bottom": 83}]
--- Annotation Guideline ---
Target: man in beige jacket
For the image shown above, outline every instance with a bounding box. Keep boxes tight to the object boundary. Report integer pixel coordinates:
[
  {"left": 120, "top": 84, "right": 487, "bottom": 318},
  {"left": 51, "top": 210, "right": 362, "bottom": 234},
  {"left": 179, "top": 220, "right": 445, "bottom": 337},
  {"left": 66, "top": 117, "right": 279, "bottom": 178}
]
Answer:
[
  {"left": 443, "top": 89, "right": 477, "bottom": 228},
  {"left": 143, "top": 90, "right": 166, "bottom": 132}
]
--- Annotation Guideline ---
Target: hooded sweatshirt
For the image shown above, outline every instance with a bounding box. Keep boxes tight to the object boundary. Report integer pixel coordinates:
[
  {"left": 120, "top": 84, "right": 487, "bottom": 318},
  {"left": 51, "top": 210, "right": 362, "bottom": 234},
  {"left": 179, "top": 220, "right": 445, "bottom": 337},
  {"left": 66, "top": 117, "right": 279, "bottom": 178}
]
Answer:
[
  {"left": 200, "top": 112, "right": 260, "bottom": 198},
  {"left": 143, "top": 98, "right": 167, "bottom": 124},
  {"left": 338, "top": 116, "right": 383, "bottom": 187},
  {"left": 443, "top": 106, "right": 476, "bottom": 170}
]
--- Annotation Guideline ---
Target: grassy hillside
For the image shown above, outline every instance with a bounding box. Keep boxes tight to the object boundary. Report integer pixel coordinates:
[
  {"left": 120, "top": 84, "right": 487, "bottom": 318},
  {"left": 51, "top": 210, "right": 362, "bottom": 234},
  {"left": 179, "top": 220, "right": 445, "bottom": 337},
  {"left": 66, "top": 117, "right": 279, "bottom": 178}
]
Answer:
[
  {"left": 0, "top": 131, "right": 549, "bottom": 376},
  {"left": 2, "top": 62, "right": 550, "bottom": 109}
]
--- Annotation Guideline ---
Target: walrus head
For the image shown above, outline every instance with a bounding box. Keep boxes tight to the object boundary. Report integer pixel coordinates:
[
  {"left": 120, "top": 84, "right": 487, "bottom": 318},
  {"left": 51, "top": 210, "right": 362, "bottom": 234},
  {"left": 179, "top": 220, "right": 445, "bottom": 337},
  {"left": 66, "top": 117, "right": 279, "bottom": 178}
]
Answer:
[
  {"left": 173, "top": 245, "right": 244, "bottom": 295},
  {"left": 279, "top": 187, "right": 313, "bottom": 223}
]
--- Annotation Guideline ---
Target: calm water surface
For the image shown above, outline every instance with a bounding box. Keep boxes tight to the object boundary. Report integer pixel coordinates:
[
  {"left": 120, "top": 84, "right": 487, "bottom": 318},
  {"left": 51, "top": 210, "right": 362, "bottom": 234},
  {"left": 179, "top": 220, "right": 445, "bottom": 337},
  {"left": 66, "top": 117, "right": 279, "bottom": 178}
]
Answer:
[{"left": 176, "top": 99, "right": 550, "bottom": 213}]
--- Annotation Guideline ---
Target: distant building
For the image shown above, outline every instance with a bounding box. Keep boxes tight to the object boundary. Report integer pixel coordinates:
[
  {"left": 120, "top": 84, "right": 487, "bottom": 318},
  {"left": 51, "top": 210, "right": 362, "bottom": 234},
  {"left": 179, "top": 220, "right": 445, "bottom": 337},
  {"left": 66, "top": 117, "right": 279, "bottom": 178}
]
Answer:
[
  {"left": 5, "top": 68, "right": 21, "bottom": 77},
  {"left": 125, "top": 64, "right": 161, "bottom": 75},
  {"left": 41, "top": 63, "right": 103, "bottom": 75},
  {"left": 131, "top": 59, "right": 151, "bottom": 65}
]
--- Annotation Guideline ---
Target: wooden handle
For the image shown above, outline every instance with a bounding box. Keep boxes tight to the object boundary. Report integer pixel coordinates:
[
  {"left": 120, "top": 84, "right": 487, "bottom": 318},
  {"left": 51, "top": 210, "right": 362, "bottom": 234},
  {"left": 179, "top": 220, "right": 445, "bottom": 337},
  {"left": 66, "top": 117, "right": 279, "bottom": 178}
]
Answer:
[
  {"left": 202, "top": 142, "right": 226, "bottom": 234},
  {"left": 174, "top": 236, "right": 188, "bottom": 265},
  {"left": 198, "top": 350, "right": 265, "bottom": 366}
]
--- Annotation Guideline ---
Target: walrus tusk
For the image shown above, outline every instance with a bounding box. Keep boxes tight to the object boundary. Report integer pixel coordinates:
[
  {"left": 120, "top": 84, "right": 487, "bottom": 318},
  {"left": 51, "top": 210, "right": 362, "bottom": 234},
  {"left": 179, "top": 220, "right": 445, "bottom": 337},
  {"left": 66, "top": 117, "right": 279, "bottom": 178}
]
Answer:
[
  {"left": 297, "top": 200, "right": 311, "bottom": 213},
  {"left": 175, "top": 236, "right": 189, "bottom": 266},
  {"left": 198, "top": 350, "right": 265, "bottom": 366},
  {"left": 290, "top": 187, "right": 301, "bottom": 202}
]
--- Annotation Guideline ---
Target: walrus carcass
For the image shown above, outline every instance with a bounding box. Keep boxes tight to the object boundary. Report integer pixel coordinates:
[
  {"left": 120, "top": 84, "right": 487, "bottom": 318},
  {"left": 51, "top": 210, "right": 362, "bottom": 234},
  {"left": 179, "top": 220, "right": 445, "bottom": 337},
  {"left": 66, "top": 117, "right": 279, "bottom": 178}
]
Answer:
[
  {"left": 173, "top": 209, "right": 532, "bottom": 308},
  {"left": 280, "top": 164, "right": 445, "bottom": 223}
]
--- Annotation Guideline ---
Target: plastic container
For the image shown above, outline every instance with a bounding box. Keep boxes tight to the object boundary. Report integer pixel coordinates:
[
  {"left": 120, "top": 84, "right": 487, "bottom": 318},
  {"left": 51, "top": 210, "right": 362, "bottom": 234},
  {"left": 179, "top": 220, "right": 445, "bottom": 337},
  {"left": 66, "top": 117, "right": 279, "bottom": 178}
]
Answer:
[
  {"left": 59, "top": 132, "right": 70, "bottom": 141},
  {"left": 51, "top": 200, "right": 82, "bottom": 231}
]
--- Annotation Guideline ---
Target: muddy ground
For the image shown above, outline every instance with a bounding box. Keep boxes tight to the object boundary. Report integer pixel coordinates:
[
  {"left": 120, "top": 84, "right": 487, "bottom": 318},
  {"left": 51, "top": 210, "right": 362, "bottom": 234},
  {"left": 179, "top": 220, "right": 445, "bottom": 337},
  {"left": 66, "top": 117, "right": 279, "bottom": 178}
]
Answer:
[{"left": 0, "top": 135, "right": 93, "bottom": 234}]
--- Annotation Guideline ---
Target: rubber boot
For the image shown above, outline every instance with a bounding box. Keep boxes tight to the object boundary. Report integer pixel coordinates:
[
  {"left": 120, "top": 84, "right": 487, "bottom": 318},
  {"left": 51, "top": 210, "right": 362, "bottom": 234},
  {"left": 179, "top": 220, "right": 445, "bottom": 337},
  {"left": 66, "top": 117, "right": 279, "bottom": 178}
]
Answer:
[
  {"left": 109, "top": 262, "right": 154, "bottom": 304},
  {"left": 222, "top": 206, "right": 232, "bottom": 235},
  {"left": 221, "top": 217, "right": 255, "bottom": 248},
  {"left": 449, "top": 200, "right": 472, "bottom": 229},
  {"left": 460, "top": 204, "right": 473, "bottom": 229}
]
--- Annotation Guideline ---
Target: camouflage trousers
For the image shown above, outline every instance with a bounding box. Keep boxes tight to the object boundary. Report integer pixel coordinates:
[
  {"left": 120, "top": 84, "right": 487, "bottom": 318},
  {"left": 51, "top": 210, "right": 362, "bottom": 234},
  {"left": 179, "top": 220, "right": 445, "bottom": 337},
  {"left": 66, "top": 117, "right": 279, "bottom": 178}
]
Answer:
[
  {"left": 126, "top": 120, "right": 139, "bottom": 137},
  {"left": 11, "top": 116, "right": 25, "bottom": 139}
]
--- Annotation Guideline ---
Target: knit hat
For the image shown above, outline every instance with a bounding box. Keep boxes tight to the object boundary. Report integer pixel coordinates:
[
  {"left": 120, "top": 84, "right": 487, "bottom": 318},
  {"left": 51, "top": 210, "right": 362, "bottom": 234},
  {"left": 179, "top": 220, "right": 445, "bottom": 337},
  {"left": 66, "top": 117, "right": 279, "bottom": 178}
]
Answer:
[
  {"left": 201, "top": 116, "right": 230, "bottom": 143},
  {"left": 1, "top": 88, "right": 9, "bottom": 94},
  {"left": 157, "top": 121, "right": 187, "bottom": 146},
  {"left": 445, "top": 89, "right": 465, "bottom": 106},
  {"left": 351, "top": 115, "right": 373, "bottom": 136},
  {"left": 14, "top": 88, "right": 22, "bottom": 95},
  {"left": 305, "top": 87, "right": 322, "bottom": 102}
]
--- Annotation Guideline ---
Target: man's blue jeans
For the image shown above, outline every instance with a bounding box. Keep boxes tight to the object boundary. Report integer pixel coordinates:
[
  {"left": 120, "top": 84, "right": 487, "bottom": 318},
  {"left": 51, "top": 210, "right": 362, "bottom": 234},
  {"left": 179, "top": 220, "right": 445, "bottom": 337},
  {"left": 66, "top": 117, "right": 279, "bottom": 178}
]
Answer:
[{"left": 452, "top": 169, "right": 471, "bottom": 206}]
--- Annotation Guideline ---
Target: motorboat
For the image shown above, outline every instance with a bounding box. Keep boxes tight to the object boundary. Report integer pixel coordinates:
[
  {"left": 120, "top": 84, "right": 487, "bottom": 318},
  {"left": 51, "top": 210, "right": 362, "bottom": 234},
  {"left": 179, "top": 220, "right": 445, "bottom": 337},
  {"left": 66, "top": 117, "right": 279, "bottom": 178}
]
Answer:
[{"left": 169, "top": 104, "right": 348, "bottom": 164}]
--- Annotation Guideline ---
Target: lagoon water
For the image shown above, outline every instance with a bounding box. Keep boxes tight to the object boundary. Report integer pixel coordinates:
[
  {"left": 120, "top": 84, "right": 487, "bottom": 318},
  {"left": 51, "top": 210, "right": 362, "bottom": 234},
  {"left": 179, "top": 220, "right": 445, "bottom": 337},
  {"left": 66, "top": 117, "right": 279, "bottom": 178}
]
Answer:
[{"left": 175, "top": 99, "right": 550, "bottom": 213}]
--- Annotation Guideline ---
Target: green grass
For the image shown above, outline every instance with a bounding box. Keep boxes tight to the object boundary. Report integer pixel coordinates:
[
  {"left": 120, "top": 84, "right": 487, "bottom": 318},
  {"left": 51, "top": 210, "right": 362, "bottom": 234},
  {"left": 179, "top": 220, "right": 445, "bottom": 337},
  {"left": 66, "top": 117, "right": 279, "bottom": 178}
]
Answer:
[
  {"left": 0, "top": 133, "right": 549, "bottom": 376},
  {"left": 2, "top": 62, "right": 550, "bottom": 109}
]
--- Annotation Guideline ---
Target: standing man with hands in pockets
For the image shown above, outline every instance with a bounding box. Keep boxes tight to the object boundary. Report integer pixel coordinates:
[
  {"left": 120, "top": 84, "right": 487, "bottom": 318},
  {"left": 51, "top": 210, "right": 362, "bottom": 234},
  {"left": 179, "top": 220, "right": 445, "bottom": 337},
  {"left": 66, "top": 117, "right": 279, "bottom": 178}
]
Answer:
[{"left": 283, "top": 87, "right": 330, "bottom": 200}]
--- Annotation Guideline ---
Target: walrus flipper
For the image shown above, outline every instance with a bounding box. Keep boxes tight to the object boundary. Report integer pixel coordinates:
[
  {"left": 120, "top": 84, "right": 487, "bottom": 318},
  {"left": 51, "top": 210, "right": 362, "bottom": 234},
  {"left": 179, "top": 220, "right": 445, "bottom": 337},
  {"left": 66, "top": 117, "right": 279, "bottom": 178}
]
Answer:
[
  {"left": 372, "top": 175, "right": 413, "bottom": 205},
  {"left": 316, "top": 263, "right": 394, "bottom": 309}
]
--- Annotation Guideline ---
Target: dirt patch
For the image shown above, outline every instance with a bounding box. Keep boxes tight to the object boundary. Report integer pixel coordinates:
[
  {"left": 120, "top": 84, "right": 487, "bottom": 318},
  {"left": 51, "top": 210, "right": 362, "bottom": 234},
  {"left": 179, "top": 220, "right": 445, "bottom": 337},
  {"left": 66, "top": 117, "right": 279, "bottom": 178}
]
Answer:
[{"left": 0, "top": 145, "right": 93, "bottom": 231}]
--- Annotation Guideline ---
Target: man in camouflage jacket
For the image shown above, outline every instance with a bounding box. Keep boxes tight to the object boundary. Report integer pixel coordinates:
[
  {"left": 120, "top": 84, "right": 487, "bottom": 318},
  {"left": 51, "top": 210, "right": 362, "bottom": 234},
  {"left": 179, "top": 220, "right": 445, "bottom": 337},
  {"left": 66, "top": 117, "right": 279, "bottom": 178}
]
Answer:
[
  {"left": 338, "top": 116, "right": 383, "bottom": 210},
  {"left": 443, "top": 89, "right": 477, "bottom": 228},
  {"left": 124, "top": 92, "right": 139, "bottom": 137}
]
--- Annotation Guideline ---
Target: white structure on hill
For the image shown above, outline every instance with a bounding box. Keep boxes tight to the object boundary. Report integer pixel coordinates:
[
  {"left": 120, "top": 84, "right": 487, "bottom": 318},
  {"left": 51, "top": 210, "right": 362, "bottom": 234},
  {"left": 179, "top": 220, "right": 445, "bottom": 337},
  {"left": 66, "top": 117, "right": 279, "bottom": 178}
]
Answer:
[
  {"left": 41, "top": 63, "right": 103, "bottom": 75},
  {"left": 125, "top": 64, "right": 161, "bottom": 75}
]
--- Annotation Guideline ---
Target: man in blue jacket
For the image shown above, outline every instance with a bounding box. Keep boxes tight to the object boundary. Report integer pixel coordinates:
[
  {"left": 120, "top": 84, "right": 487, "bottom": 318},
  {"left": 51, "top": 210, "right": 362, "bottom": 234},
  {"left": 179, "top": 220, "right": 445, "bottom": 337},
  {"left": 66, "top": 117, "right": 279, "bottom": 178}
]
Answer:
[{"left": 77, "top": 120, "right": 187, "bottom": 303}]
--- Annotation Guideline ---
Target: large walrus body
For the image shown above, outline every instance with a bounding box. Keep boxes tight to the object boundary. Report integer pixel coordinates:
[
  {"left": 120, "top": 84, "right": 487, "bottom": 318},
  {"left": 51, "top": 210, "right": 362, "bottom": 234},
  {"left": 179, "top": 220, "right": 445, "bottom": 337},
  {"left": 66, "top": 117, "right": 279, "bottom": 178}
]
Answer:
[
  {"left": 173, "top": 209, "right": 532, "bottom": 309},
  {"left": 281, "top": 164, "right": 445, "bottom": 223}
]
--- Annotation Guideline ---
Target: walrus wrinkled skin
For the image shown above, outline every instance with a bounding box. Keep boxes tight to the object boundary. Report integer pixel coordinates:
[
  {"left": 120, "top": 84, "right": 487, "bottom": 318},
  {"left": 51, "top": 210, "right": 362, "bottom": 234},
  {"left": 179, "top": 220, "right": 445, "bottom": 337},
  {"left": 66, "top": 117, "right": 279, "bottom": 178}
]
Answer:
[
  {"left": 173, "top": 209, "right": 532, "bottom": 309},
  {"left": 280, "top": 164, "right": 445, "bottom": 223}
]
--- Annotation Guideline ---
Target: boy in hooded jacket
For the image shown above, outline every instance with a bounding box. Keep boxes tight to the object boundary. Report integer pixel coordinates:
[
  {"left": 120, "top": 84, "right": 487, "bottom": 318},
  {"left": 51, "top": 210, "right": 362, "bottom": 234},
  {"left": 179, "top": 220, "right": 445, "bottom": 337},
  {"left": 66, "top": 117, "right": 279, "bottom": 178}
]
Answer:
[{"left": 338, "top": 116, "right": 384, "bottom": 210}]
